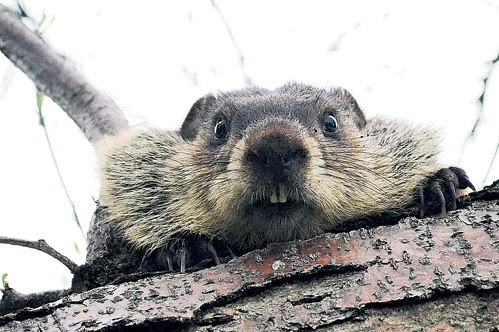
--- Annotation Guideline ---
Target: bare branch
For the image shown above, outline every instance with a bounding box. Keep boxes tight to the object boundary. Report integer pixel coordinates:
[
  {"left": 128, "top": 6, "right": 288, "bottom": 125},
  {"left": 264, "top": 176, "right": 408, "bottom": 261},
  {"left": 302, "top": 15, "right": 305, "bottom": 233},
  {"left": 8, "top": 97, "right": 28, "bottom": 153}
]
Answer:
[
  {"left": 0, "top": 237, "right": 78, "bottom": 273},
  {"left": 0, "top": 6, "right": 129, "bottom": 143},
  {"left": 36, "top": 92, "right": 85, "bottom": 239},
  {"left": 483, "top": 138, "right": 499, "bottom": 187},
  {"left": 460, "top": 50, "right": 499, "bottom": 178},
  {"left": 210, "top": 0, "right": 253, "bottom": 86}
]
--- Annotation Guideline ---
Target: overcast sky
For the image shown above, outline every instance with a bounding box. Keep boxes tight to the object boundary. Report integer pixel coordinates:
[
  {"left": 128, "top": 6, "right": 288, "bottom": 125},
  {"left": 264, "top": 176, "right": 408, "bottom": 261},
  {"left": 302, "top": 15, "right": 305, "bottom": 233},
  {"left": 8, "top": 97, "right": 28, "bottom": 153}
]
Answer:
[{"left": 1, "top": 0, "right": 498, "bottom": 294}]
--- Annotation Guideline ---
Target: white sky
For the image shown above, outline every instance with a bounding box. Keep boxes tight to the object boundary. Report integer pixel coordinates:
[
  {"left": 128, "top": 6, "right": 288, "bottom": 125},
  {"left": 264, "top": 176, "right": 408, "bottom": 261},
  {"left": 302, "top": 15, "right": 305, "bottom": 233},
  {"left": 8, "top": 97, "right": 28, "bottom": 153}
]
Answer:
[{"left": 0, "top": 0, "right": 498, "bottom": 294}]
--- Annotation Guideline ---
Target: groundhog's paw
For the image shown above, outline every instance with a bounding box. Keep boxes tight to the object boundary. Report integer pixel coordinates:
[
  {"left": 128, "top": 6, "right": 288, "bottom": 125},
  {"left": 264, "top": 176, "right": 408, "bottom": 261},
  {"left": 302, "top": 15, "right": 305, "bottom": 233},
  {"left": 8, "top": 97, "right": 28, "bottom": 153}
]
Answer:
[
  {"left": 418, "top": 167, "right": 475, "bottom": 218},
  {"left": 155, "top": 237, "right": 235, "bottom": 273}
]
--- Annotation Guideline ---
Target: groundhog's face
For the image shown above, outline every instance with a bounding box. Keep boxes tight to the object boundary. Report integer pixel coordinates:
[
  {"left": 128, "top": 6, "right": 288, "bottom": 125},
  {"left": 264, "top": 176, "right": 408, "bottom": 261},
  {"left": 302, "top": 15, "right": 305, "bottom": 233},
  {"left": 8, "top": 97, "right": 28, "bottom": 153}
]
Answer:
[{"left": 180, "top": 83, "right": 368, "bottom": 250}]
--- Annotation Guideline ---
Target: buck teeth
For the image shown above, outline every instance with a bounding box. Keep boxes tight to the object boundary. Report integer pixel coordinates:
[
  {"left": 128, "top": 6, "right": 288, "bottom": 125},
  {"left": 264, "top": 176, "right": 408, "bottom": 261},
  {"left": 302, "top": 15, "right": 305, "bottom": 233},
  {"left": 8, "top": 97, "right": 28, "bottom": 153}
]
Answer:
[
  {"left": 278, "top": 186, "right": 287, "bottom": 203},
  {"left": 270, "top": 191, "right": 278, "bottom": 204},
  {"left": 270, "top": 187, "right": 287, "bottom": 204}
]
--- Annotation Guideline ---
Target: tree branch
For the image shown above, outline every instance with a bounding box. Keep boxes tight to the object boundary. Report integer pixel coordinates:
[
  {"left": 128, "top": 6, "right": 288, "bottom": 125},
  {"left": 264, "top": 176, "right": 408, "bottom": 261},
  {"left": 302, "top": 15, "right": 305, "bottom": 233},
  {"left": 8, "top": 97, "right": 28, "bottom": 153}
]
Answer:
[
  {"left": 0, "top": 6, "right": 129, "bottom": 143},
  {"left": 0, "top": 237, "right": 78, "bottom": 273},
  {"left": 36, "top": 92, "right": 86, "bottom": 240},
  {"left": 1, "top": 185, "right": 498, "bottom": 330},
  {"left": 460, "top": 49, "right": 499, "bottom": 187},
  {"left": 210, "top": 0, "right": 253, "bottom": 86}
]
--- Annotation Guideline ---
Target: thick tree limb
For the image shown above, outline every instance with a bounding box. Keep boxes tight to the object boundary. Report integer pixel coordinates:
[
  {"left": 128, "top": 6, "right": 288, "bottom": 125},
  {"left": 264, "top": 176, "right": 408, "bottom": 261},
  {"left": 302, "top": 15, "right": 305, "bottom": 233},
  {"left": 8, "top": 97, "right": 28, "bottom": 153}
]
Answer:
[
  {"left": 0, "top": 288, "right": 69, "bottom": 320},
  {"left": 0, "top": 191, "right": 498, "bottom": 331},
  {"left": 0, "top": 237, "right": 78, "bottom": 273},
  {"left": 0, "top": 6, "right": 129, "bottom": 142}
]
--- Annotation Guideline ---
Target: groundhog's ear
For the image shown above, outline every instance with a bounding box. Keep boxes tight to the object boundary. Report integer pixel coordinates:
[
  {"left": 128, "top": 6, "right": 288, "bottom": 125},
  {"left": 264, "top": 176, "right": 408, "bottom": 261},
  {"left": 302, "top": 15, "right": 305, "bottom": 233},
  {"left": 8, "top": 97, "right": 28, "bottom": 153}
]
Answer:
[
  {"left": 180, "top": 94, "right": 216, "bottom": 141},
  {"left": 335, "top": 88, "right": 367, "bottom": 129}
]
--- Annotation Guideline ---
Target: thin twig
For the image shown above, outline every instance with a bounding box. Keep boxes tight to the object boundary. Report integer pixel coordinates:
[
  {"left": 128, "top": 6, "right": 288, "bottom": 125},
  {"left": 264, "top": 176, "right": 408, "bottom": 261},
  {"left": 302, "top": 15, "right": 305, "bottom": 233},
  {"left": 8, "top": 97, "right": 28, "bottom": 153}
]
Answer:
[
  {"left": 482, "top": 137, "right": 499, "bottom": 187},
  {"left": 209, "top": 0, "right": 253, "bottom": 86},
  {"left": 459, "top": 50, "right": 499, "bottom": 167},
  {"left": 37, "top": 91, "right": 86, "bottom": 239},
  {"left": 0, "top": 236, "right": 78, "bottom": 273}
]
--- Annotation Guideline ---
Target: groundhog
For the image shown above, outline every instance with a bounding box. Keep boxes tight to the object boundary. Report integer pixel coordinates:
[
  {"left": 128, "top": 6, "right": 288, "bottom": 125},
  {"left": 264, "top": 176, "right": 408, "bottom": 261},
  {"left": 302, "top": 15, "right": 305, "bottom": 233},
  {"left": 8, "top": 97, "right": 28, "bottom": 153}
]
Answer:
[{"left": 95, "top": 83, "right": 474, "bottom": 273}]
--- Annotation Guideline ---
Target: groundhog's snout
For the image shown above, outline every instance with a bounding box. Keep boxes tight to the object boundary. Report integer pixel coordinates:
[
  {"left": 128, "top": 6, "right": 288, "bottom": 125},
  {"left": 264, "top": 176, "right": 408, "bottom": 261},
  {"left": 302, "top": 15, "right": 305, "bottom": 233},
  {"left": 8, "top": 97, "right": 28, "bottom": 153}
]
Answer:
[{"left": 243, "top": 126, "right": 309, "bottom": 193}]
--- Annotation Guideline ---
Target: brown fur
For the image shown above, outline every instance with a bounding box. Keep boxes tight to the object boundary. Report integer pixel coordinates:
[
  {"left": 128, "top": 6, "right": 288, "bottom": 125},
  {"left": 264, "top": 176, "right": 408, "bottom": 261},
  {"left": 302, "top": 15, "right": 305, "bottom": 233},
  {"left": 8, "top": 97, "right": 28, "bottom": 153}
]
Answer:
[{"left": 96, "top": 83, "right": 441, "bottom": 252}]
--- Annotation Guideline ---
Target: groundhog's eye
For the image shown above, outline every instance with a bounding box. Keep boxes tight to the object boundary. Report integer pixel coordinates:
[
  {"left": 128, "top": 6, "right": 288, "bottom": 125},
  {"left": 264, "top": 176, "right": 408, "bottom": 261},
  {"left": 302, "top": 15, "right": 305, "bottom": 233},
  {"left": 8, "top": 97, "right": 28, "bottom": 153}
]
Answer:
[
  {"left": 323, "top": 114, "right": 339, "bottom": 134},
  {"left": 214, "top": 118, "right": 228, "bottom": 141}
]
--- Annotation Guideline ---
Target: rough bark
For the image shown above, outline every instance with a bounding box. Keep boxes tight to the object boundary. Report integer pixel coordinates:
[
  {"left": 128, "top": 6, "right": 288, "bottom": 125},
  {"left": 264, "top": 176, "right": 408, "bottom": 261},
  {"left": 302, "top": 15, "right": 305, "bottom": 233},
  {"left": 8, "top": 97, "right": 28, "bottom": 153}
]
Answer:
[
  {"left": 0, "top": 6, "right": 128, "bottom": 142},
  {"left": 0, "top": 182, "right": 497, "bottom": 331}
]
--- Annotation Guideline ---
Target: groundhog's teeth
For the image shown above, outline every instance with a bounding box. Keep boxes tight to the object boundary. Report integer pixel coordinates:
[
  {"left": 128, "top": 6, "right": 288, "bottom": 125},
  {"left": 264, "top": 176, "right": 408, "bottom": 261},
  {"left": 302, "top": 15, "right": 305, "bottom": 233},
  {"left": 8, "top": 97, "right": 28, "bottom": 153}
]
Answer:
[
  {"left": 278, "top": 187, "right": 287, "bottom": 203},
  {"left": 270, "top": 191, "right": 278, "bottom": 204},
  {"left": 269, "top": 188, "right": 287, "bottom": 204}
]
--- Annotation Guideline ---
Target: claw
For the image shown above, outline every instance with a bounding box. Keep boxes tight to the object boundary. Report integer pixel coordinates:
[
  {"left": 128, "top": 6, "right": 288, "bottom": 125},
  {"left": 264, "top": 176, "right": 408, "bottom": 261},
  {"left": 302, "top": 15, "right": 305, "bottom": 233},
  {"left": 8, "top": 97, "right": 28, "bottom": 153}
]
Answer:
[
  {"left": 449, "top": 166, "right": 476, "bottom": 191},
  {"left": 166, "top": 254, "right": 173, "bottom": 272},
  {"left": 445, "top": 181, "right": 457, "bottom": 210},
  {"left": 227, "top": 247, "right": 237, "bottom": 259},
  {"left": 156, "top": 249, "right": 175, "bottom": 272},
  {"left": 207, "top": 242, "right": 221, "bottom": 265},
  {"left": 434, "top": 185, "right": 446, "bottom": 217},
  {"left": 462, "top": 175, "right": 476, "bottom": 191},
  {"left": 179, "top": 242, "right": 187, "bottom": 273},
  {"left": 418, "top": 187, "right": 425, "bottom": 218}
]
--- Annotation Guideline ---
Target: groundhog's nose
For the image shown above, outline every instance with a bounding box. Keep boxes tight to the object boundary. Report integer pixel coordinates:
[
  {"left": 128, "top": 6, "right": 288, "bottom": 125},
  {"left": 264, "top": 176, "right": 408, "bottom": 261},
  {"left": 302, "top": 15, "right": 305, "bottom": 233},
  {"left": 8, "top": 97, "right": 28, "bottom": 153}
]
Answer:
[{"left": 244, "top": 133, "right": 308, "bottom": 183}]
